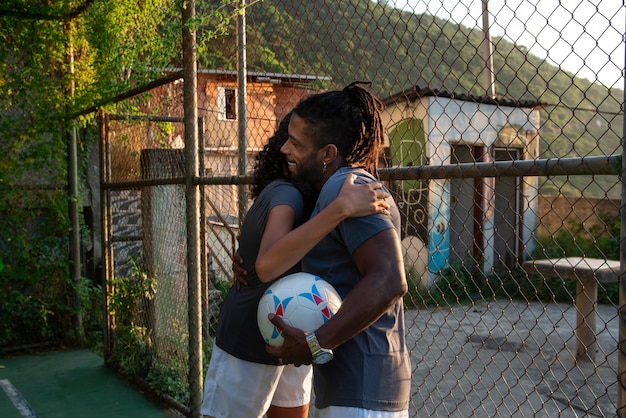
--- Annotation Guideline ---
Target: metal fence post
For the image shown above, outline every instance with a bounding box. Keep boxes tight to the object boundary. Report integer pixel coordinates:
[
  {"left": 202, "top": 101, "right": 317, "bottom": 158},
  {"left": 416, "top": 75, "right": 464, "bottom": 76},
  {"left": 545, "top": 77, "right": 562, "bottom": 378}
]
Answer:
[
  {"left": 618, "top": 51, "right": 626, "bottom": 417},
  {"left": 183, "top": 0, "right": 202, "bottom": 416}
]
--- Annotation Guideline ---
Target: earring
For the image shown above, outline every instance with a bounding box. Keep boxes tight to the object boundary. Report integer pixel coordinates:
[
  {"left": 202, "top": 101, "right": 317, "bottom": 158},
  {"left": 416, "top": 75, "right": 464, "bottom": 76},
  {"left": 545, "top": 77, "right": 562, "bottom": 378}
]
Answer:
[{"left": 322, "top": 161, "right": 327, "bottom": 174}]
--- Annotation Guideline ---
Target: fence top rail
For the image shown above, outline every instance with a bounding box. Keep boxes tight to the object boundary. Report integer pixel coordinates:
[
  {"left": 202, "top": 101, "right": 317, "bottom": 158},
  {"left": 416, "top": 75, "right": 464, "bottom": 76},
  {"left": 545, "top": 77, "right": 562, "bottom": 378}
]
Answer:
[
  {"left": 102, "top": 155, "right": 620, "bottom": 190},
  {"left": 103, "top": 175, "right": 253, "bottom": 190},
  {"left": 378, "top": 155, "right": 621, "bottom": 180},
  {"left": 106, "top": 114, "right": 185, "bottom": 123}
]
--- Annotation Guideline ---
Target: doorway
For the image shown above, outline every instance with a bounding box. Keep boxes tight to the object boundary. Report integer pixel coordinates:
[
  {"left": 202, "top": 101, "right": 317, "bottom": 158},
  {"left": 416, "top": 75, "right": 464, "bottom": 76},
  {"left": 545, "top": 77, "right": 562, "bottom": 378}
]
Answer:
[
  {"left": 492, "top": 148, "right": 523, "bottom": 272},
  {"left": 448, "top": 144, "right": 484, "bottom": 266}
]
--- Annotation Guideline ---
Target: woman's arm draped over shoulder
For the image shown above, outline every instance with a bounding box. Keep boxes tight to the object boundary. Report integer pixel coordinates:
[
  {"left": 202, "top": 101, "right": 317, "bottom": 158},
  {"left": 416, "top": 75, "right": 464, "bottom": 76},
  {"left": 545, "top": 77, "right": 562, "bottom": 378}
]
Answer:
[{"left": 255, "top": 174, "right": 389, "bottom": 282}]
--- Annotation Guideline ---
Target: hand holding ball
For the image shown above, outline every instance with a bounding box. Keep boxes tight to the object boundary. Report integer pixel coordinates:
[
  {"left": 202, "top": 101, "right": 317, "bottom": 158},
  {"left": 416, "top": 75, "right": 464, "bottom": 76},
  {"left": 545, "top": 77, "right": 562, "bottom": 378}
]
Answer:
[{"left": 257, "top": 272, "right": 342, "bottom": 347}]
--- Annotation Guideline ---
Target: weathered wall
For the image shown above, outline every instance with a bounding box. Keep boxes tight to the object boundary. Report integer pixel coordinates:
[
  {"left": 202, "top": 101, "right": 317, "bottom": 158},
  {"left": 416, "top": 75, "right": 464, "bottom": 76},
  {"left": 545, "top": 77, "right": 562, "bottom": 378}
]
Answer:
[{"left": 535, "top": 195, "right": 620, "bottom": 237}]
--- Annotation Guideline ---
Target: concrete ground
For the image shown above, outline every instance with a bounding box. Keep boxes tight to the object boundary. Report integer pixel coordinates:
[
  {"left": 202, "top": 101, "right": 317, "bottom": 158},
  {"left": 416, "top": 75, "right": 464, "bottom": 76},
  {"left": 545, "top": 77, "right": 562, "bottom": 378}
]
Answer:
[
  {"left": 310, "top": 300, "right": 620, "bottom": 417},
  {"left": 402, "top": 299, "right": 619, "bottom": 417}
]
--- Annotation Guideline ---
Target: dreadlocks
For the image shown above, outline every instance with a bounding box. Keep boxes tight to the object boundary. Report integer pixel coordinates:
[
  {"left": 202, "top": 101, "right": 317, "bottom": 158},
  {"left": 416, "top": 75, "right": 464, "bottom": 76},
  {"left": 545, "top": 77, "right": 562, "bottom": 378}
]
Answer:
[{"left": 290, "top": 81, "right": 385, "bottom": 176}]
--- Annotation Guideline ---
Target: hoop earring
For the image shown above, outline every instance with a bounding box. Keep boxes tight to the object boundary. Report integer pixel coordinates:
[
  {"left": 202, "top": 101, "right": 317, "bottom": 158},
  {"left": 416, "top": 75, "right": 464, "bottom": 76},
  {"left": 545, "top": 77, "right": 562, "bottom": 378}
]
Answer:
[{"left": 322, "top": 161, "right": 327, "bottom": 174}]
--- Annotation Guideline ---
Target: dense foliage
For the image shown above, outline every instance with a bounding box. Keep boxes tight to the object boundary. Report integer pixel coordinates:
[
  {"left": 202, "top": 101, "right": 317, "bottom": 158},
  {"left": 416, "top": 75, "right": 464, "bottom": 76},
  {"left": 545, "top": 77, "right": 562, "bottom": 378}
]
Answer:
[
  {"left": 0, "top": 0, "right": 185, "bottom": 349},
  {"left": 1, "top": 3, "right": 73, "bottom": 348}
]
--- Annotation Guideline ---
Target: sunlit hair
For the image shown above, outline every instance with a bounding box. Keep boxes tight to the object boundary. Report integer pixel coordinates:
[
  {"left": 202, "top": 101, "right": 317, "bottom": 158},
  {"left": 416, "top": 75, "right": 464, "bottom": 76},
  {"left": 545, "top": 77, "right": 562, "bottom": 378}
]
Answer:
[
  {"left": 290, "top": 81, "right": 385, "bottom": 177},
  {"left": 250, "top": 112, "right": 317, "bottom": 215},
  {"left": 250, "top": 113, "right": 292, "bottom": 199}
]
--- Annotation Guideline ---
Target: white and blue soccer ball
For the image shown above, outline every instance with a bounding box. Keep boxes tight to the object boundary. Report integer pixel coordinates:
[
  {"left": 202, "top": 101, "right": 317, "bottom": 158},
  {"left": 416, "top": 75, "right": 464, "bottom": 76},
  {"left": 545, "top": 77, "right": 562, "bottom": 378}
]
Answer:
[{"left": 257, "top": 272, "right": 342, "bottom": 347}]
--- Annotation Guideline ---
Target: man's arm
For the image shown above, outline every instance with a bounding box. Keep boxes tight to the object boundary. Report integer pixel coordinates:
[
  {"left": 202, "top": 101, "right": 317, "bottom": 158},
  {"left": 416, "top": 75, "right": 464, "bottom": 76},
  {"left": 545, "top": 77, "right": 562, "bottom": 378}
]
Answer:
[{"left": 266, "top": 228, "right": 407, "bottom": 364}]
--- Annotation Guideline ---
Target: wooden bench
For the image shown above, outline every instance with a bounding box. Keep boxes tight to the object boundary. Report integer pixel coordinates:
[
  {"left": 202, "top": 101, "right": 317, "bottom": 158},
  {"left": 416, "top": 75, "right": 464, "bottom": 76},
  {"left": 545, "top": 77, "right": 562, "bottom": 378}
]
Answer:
[{"left": 521, "top": 257, "right": 621, "bottom": 362}]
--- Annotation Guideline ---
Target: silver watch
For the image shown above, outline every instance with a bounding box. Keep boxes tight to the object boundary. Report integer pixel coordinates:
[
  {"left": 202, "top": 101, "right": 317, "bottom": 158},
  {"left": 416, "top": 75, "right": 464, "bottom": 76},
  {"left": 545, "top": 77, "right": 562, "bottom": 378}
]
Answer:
[{"left": 306, "top": 332, "right": 333, "bottom": 364}]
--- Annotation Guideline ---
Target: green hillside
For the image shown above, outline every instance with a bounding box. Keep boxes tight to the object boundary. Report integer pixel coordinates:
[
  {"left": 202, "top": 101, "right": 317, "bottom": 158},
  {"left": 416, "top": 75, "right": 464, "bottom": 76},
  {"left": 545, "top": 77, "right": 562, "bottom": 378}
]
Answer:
[{"left": 202, "top": 0, "right": 623, "bottom": 198}]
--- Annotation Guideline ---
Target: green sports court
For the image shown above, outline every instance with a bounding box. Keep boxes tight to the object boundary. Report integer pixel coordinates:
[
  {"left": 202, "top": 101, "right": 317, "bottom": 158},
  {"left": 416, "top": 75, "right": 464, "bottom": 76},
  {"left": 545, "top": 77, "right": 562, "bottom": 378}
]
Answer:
[{"left": 0, "top": 350, "right": 175, "bottom": 418}]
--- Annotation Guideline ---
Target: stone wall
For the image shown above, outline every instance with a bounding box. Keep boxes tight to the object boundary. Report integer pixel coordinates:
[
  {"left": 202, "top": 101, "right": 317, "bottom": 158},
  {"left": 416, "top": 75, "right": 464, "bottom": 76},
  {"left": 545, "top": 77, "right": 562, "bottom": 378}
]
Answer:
[{"left": 535, "top": 195, "right": 620, "bottom": 237}]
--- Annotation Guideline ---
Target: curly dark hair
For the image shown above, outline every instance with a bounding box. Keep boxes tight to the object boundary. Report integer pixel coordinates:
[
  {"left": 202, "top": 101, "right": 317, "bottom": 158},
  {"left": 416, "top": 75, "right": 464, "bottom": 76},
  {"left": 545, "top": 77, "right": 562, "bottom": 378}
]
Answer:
[
  {"left": 250, "top": 112, "right": 317, "bottom": 216},
  {"left": 291, "top": 81, "right": 385, "bottom": 177},
  {"left": 250, "top": 114, "right": 292, "bottom": 199}
]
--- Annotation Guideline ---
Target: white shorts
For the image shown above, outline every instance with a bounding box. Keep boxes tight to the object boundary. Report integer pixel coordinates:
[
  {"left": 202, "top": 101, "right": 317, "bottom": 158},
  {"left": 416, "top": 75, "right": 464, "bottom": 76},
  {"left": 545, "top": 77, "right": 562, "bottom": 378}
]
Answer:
[
  {"left": 315, "top": 406, "right": 409, "bottom": 418},
  {"left": 201, "top": 344, "right": 312, "bottom": 418}
]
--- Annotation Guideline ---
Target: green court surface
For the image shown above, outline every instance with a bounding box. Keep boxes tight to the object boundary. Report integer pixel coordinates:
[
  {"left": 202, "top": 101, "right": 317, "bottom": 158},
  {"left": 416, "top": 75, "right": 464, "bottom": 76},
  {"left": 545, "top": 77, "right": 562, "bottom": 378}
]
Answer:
[{"left": 0, "top": 349, "right": 174, "bottom": 418}]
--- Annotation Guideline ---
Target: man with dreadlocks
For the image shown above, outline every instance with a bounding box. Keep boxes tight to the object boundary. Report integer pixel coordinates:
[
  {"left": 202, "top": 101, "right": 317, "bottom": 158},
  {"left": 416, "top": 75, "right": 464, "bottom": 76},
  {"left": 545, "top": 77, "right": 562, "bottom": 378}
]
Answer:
[
  {"left": 201, "top": 112, "right": 390, "bottom": 418},
  {"left": 265, "top": 82, "right": 411, "bottom": 417}
]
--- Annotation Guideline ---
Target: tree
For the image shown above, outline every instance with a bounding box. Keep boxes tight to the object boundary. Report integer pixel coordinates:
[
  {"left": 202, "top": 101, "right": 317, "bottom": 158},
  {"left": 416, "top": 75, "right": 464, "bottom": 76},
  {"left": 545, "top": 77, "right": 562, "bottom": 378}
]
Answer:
[{"left": 0, "top": 0, "right": 189, "bottom": 348}]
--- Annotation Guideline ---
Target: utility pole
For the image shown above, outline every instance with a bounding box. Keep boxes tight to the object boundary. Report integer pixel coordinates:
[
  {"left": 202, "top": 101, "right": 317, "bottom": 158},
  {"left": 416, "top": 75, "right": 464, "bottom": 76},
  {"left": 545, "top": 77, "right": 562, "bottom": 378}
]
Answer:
[{"left": 481, "top": 0, "right": 496, "bottom": 98}]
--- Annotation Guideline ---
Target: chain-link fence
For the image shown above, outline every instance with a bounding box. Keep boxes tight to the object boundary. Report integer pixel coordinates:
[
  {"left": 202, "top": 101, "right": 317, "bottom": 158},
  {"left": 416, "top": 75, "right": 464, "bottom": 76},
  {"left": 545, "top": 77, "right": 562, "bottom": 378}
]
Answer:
[{"left": 99, "top": 1, "right": 625, "bottom": 416}]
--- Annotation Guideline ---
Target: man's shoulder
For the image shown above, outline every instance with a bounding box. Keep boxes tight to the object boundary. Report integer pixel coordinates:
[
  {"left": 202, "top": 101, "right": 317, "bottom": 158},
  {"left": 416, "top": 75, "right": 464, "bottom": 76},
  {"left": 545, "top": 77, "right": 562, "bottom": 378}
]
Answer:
[{"left": 323, "top": 167, "right": 376, "bottom": 192}]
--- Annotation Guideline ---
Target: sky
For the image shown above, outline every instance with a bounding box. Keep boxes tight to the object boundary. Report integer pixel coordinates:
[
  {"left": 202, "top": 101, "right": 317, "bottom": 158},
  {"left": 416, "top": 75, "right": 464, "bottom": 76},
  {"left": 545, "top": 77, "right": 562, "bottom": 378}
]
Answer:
[{"left": 389, "top": 0, "right": 625, "bottom": 89}]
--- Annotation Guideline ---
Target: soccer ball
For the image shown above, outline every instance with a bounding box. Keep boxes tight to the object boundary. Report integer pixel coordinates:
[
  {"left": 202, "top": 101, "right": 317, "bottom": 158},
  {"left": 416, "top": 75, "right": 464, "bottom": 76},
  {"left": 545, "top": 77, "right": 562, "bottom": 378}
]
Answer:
[{"left": 257, "top": 272, "right": 342, "bottom": 347}]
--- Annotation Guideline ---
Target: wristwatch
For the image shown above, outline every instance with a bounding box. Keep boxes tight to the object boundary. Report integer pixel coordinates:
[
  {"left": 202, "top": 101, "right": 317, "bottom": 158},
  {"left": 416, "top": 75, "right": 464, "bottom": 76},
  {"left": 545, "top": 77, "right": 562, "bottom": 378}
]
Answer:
[{"left": 306, "top": 332, "right": 333, "bottom": 364}]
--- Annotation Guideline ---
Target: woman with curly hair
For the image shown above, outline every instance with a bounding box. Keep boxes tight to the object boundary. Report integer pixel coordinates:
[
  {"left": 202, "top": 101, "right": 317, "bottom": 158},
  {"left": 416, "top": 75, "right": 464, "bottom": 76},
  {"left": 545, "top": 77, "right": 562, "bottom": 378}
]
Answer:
[{"left": 201, "top": 112, "right": 389, "bottom": 418}]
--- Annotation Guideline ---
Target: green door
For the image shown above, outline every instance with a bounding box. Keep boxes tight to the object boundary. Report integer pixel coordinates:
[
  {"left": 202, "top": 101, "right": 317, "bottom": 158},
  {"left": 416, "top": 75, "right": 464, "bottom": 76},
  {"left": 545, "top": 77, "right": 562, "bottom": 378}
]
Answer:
[{"left": 389, "top": 118, "right": 428, "bottom": 242}]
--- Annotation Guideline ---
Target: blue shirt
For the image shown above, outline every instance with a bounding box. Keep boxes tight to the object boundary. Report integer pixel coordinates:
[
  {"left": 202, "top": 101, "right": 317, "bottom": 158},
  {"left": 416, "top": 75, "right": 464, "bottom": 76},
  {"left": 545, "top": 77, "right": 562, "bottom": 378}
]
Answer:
[{"left": 302, "top": 167, "right": 411, "bottom": 411}]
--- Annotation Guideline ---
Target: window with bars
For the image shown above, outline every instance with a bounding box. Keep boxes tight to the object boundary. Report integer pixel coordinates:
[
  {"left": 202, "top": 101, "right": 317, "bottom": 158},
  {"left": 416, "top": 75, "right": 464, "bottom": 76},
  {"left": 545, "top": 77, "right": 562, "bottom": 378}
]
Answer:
[{"left": 217, "top": 86, "right": 237, "bottom": 121}]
